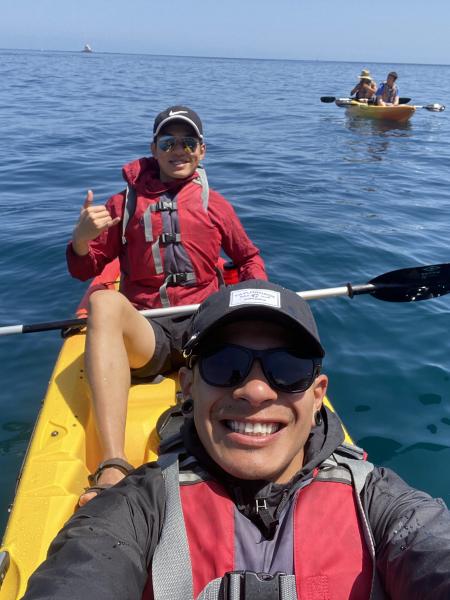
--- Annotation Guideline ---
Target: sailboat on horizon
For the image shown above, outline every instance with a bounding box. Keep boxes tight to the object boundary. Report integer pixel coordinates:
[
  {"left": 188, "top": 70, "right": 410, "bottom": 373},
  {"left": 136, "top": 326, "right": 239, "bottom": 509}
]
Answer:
[{"left": 82, "top": 44, "right": 93, "bottom": 53}]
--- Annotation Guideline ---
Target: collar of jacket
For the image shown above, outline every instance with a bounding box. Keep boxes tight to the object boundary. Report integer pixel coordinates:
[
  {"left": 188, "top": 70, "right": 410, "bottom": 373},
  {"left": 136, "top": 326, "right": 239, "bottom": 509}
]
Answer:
[{"left": 121, "top": 156, "right": 200, "bottom": 198}]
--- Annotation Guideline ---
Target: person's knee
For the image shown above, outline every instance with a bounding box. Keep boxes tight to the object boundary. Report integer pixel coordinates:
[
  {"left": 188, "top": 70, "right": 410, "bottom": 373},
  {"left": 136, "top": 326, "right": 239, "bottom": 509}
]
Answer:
[{"left": 88, "top": 290, "right": 128, "bottom": 324}]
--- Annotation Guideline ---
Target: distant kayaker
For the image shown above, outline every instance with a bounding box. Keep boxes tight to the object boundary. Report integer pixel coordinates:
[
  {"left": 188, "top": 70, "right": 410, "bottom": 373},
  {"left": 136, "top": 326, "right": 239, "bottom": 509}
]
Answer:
[
  {"left": 376, "top": 71, "right": 400, "bottom": 106},
  {"left": 350, "top": 68, "right": 377, "bottom": 103},
  {"left": 66, "top": 105, "right": 267, "bottom": 506},
  {"left": 22, "top": 280, "right": 450, "bottom": 599}
]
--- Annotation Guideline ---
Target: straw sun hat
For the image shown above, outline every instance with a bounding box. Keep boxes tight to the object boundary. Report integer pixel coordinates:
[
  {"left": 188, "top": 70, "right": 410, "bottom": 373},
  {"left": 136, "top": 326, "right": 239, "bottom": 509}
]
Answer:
[{"left": 358, "top": 69, "right": 373, "bottom": 81}]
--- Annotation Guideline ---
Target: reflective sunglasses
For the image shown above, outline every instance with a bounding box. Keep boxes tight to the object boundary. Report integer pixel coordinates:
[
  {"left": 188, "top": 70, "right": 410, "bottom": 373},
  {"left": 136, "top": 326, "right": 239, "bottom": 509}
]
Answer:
[
  {"left": 156, "top": 135, "right": 200, "bottom": 154},
  {"left": 192, "top": 344, "right": 321, "bottom": 393}
]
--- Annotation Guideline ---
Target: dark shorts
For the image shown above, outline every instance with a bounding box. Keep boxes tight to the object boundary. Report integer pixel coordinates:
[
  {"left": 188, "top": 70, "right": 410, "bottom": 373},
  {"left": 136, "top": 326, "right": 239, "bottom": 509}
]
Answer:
[{"left": 131, "top": 314, "right": 193, "bottom": 379}]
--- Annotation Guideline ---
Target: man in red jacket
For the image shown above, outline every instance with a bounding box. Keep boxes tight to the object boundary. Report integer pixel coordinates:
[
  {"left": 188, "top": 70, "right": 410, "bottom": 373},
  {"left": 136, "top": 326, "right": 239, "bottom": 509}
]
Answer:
[{"left": 66, "top": 106, "right": 267, "bottom": 504}]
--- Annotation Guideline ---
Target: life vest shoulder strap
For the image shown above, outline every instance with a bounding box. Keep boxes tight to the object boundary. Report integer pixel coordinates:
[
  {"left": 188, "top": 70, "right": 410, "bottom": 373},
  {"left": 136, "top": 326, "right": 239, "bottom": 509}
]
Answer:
[
  {"left": 121, "top": 164, "right": 209, "bottom": 245},
  {"left": 315, "top": 444, "right": 388, "bottom": 599},
  {"left": 193, "top": 164, "right": 209, "bottom": 211},
  {"left": 152, "top": 452, "right": 195, "bottom": 600},
  {"left": 321, "top": 442, "right": 374, "bottom": 496}
]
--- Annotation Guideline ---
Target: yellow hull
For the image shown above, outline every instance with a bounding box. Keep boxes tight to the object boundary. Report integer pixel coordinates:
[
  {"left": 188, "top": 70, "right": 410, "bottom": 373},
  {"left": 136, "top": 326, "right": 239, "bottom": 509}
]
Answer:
[
  {"left": 346, "top": 101, "right": 416, "bottom": 123},
  {"left": 0, "top": 331, "right": 351, "bottom": 599}
]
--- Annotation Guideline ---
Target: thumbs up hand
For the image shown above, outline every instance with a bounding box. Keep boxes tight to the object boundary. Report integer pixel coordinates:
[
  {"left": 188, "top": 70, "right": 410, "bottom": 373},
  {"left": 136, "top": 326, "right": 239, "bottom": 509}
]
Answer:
[{"left": 72, "top": 191, "right": 121, "bottom": 256}]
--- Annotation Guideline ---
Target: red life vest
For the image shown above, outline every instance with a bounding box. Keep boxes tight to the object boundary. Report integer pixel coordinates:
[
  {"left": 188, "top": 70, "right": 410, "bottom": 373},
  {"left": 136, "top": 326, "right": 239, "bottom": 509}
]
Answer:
[
  {"left": 120, "top": 168, "right": 222, "bottom": 307},
  {"left": 143, "top": 464, "right": 374, "bottom": 599}
]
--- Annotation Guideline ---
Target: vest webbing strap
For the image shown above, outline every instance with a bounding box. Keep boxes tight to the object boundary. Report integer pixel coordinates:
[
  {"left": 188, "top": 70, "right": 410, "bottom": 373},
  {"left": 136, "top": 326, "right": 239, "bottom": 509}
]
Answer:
[
  {"left": 325, "top": 450, "right": 374, "bottom": 496},
  {"left": 158, "top": 272, "right": 196, "bottom": 308},
  {"left": 122, "top": 185, "right": 137, "bottom": 244},
  {"left": 152, "top": 452, "right": 194, "bottom": 600},
  {"left": 152, "top": 238, "right": 164, "bottom": 274},
  {"left": 196, "top": 578, "right": 221, "bottom": 600},
  {"left": 142, "top": 206, "right": 154, "bottom": 242},
  {"left": 150, "top": 200, "right": 178, "bottom": 212},
  {"left": 195, "top": 165, "right": 209, "bottom": 210},
  {"left": 328, "top": 450, "right": 387, "bottom": 600}
]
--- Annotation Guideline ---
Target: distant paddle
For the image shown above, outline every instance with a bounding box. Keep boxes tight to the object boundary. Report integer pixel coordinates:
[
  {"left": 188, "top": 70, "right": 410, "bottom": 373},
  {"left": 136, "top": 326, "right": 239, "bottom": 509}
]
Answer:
[
  {"left": 321, "top": 96, "right": 445, "bottom": 112},
  {"left": 1, "top": 263, "right": 449, "bottom": 337},
  {"left": 414, "top": 103, "right": 445, "bottom": 112},
  {"left": 321, "top": 96, "right": 412, "bottom": 105}
]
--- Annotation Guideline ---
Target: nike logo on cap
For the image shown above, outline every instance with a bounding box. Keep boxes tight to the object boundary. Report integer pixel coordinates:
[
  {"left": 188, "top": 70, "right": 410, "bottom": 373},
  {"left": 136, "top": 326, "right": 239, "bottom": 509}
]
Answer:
[{"left": 169, "top": 110, "right": 188, "bottom": 116}]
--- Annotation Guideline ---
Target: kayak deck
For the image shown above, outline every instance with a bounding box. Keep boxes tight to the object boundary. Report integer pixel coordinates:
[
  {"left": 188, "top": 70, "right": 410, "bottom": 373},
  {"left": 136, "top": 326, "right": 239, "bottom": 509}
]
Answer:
[
  {"left": 0, "top": 331, "right": 178, "bottom": 598},
  {"left": 342, "top": 100, "right": 416, "bottom": 123},
  {"left": 0, "top": 297, "right": 351, "bottom": 599}
]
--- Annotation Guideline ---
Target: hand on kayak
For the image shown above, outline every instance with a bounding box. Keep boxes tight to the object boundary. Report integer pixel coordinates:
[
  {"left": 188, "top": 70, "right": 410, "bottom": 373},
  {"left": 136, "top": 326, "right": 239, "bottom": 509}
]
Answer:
[{"left": 72, "top": 190, "right": 121, "bottom": 255}]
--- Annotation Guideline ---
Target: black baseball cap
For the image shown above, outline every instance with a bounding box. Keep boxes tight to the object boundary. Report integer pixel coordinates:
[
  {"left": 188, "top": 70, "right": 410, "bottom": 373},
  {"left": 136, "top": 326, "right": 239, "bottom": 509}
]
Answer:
[
  {"left": 153, "top": 106, "right": 203, "bottom": 140},
  {"left": 183, "top": 280, "right": 325, "bottom": 358}
]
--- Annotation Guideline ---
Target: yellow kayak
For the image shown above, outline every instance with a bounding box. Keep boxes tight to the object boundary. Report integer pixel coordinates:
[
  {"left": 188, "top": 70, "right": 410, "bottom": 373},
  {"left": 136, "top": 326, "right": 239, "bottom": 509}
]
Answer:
[
  {"left": 0, "top": 269, "right": 351, "bottom": 599},
  {"left": 341, "top": 100, "right": 416, "bottom": 123}
]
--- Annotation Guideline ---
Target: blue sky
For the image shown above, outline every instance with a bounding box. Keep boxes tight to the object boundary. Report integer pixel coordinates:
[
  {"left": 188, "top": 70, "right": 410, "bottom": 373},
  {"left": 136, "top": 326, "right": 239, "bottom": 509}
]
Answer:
[{"left": 2, "top": 0, "right": 449, "bottom": 64}]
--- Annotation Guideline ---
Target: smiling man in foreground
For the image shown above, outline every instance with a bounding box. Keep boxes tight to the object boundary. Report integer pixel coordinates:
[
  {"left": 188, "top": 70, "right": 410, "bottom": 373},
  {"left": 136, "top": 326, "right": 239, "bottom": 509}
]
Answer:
[{"left": 23, "top": 281, "right": 450, "bottom": 599}]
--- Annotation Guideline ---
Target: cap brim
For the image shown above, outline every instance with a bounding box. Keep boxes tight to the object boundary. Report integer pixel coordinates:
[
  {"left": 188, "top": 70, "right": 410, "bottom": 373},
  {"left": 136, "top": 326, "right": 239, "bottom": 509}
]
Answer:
[
  {"left": 154, "top": 116, "right": 203, "bottom": 139},
  {"left": 191, "top": 305, "right": 325, "bottom": 358}
]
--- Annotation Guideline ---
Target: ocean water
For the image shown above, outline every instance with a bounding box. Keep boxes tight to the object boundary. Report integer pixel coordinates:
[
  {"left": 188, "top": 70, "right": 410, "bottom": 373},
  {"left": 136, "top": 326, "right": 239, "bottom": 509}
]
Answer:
[{"left": 1, "top": 50, "right": 450, "bottom": 536}]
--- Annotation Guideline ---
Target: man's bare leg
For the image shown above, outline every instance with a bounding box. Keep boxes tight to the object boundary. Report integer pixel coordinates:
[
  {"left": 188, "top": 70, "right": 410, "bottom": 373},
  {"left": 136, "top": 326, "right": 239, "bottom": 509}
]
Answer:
[{"left": 79, "top": 290, "right": 156, "bottom": 505}]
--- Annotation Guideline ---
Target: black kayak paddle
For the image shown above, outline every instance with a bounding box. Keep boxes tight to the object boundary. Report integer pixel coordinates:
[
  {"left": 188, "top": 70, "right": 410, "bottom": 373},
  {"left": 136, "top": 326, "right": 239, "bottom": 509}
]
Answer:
[{"left": 1, "top": 263, "right": 449, "bottom": 337}]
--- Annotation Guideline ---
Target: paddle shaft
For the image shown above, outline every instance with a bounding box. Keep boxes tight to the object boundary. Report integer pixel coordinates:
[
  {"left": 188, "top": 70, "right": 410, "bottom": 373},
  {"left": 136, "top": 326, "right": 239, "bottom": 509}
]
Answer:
[
  {"left": 0, "top": 304, "right": 199, "bottom": 336},
  {"left": 0, "top": 284, "right": 377, "bottom": 337},
  {"left": 3, "top": 261, "right": 449, "bottom": 336},
  {"left": 414, "top": 104, "right": 445, "bottom": 112},
  {"left": 321, "top": 96, "right": 411, "bottom": 104}
]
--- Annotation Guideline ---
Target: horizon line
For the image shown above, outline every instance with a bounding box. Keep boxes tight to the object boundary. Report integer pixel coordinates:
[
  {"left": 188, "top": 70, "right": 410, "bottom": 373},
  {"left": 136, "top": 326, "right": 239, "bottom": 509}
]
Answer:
[{"left": 1, "top": 46, "right": 449, "bottom": 68}]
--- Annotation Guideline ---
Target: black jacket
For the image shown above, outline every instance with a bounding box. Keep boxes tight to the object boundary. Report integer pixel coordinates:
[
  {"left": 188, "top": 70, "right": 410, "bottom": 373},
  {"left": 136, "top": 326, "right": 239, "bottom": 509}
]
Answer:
[{"left": 22, "top": 408, "right": 450, "bottom": 599}]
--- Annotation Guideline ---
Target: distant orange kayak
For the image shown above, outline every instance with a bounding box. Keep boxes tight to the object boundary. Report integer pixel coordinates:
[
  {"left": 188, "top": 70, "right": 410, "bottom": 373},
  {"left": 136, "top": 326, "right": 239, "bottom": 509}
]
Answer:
[{"left": 342, "top": 100, "right": 416, "bottom": 123}]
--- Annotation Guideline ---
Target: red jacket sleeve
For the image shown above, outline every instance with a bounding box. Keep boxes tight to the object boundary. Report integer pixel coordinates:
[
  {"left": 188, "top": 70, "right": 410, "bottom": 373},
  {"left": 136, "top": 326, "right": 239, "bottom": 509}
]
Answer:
[
  {"left": 207, "top": 190, "right": 267, "bottom": 281},
  {"left": 66, "top": 192, "right": 125, "bottom": 281}
]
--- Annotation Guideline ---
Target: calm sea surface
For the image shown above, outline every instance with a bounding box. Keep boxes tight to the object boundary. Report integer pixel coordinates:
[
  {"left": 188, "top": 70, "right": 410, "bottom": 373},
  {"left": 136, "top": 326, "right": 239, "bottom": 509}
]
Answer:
[{"left": 1, "top": 50, "right": 450, "bottom": 535}]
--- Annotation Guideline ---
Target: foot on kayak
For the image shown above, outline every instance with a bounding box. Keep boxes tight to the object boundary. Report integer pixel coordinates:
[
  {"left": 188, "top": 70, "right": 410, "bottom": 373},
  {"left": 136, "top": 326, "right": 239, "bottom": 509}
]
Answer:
[{"left": 79, "top": 458, "right": 134, "bottom": 507}]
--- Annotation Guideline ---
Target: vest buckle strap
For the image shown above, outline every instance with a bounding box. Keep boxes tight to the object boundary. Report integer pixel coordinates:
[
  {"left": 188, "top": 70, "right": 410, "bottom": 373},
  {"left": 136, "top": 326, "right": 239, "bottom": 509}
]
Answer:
[
  {"left": 158, "top": 272, "right": 196, "bottom": 308},
  {"left": 151, "top": 200, "right": 177, "bottom": 212},
  {"left": 160, "top": 232, "right": 181, "bottom": 244},
  {"left": 222, "top": 571, "right": 296, "bottom": 600},
  {"left": 166, "top": 272, "right": 195, "bottom": 285}
]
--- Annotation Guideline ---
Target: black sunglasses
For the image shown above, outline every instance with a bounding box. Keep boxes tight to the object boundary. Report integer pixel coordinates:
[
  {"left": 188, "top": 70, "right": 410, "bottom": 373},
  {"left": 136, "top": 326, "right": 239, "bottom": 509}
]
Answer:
[
  {"left": 156, "top": 135, "right": 200, "bottom": 154},
  {"left": 192, "top": 344, "right": 321, "bottom": 393}
]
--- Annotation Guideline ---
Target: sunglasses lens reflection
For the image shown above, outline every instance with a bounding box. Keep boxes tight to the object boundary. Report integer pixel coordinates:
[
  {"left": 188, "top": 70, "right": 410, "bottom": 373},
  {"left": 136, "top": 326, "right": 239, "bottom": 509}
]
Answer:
[{"left": 158, "top": 136, "right": 199, "bottom": 153}]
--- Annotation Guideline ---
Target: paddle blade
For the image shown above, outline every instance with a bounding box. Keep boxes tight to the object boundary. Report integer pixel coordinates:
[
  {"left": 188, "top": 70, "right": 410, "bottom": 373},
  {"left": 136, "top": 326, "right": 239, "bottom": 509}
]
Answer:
[
  {"left": 424, "top": 103, "right": 445, "bottom": 112},
  {"left": 369, "top": 263, "right": 450, "bottom": 302},
  {"left": 399, "top": 97, "right": 411, "bottom": 104},
  {"left": 320, "top": 96, "right": 336, "bottom": 103}
]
